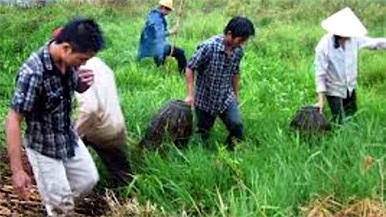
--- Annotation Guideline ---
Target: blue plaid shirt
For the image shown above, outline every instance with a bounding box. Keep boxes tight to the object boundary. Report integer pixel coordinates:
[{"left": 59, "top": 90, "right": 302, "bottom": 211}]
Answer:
[
  {"left": 187, "top": 35, "right": 243, "bottom": 115},
  {"left": 11, "top": 41, "right": 79, "bottom": 159}
]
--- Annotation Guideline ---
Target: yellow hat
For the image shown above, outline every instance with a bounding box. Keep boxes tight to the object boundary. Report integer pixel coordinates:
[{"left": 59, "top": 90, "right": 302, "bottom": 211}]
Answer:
[
  {"left": 321, "top": 7, "right": 367, "bottom": 37},
  {"left": 159, "top": 0, "right": 173, "bottom": 10}
]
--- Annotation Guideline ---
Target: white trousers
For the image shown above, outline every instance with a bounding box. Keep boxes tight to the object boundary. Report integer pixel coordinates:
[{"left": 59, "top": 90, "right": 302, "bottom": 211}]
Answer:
[{"left": 26, "top": 139, "right": 99, "bottom": 217}]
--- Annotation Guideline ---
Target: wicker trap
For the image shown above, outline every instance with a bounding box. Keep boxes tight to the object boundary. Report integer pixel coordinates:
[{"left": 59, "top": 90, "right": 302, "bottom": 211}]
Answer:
[
  {"left": 290, "top": 105, "right": 331, "bottom": 133},
  {"left": 139, "top": 99, "right": 193, "bottom": 150}
]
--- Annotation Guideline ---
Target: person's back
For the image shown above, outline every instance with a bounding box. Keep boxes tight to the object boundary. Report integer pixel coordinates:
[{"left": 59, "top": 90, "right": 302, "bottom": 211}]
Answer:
[
  {"left": 76, "top": 57, "right": 125, "bottom": 142},
  {"left": 75, "top": 57, "right": 132, "bottom": 187}
]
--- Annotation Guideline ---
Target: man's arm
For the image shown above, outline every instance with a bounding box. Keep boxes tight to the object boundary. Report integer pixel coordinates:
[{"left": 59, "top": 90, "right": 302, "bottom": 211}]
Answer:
[
  {"left": 5, "top": 109, "right": 31, "bottom": 199},
  {"left": 8, "top": 56, "right": 45, "bottom": 199},
  {"left": 166, "top": 25, "right": 178, "bottom": 36},
  {"left": 314, "top": 39, "right": 329, "bottom": 113},
  {"left": 6, "top": 110, "right": 24, "bottom": 174},
  {"left": 184, "top": 67, "right": 195, "bottom": 106},
  {"left": 357, "top": 36, "right": 386, "bottom": 50},
  {"left": 183, "top": 43, "right": 209, "bottom": 106},
  {"left": 75, "top": 69, "right": 94, "bottom": 93},
  {"left": 232, "top": 75, "right": 240, "bottom": 101},
  {"left": 232, "top": 49, "right": 243, "bottom": 101}
]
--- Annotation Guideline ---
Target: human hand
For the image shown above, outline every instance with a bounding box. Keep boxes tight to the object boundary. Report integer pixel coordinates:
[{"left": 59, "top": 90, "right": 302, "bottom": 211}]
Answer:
[
  {"left": 184, "top": 94, "right": 194, "bottom": 107},
  {"left": 76, "top": 69, "right": 94, "bottom": 92},
  {"left": 232, "top": 92, "right": 239, "bottom": 102},
  {"left": 169, "top": 25, "right": 179, "bottom": 35},
  {"left": 314, "top": 100, "right": 324, "bottom": 114},
  {"left": 78, "top": 69, "right": 94, "bottom": 86},
  {"left": 12, "top": 170, "right": 32, "bottom": 200}
]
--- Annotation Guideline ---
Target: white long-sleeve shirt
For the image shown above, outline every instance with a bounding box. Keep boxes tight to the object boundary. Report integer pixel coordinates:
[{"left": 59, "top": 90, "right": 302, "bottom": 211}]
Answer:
[
  {"left": 75, "top": 57, "right": 125, "bottom": 144},
  {"left": 315, "top": 34, "right": 386, "bottom": 98}
]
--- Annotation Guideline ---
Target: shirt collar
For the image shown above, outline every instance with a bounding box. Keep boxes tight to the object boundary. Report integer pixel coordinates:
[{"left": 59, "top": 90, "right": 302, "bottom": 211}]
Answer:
[
  {"left": 41, "top": 40, "right": 77, "bottom": 78},
  {"left": 217, "top": 35, "right": 241, "bottom": 56},
  {"left": 41, "top": 40, "right": 54, "bottom": 71},
  {"left": 216, "top": 36, "right": 226, "bottom": 52},
  {"left": 152, "top": 7, "right": 164, "bottom": 17}
]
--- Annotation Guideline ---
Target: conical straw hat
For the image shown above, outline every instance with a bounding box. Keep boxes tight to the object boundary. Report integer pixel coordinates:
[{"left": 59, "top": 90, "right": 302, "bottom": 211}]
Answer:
[{"left": 321, "top": 7, "right": 367, "bottom": 37}]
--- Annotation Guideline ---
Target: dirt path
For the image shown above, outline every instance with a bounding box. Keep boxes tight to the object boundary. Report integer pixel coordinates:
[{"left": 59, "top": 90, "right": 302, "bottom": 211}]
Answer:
[{"left": 0, "top": 149, "right": 109, "bottom": 217}]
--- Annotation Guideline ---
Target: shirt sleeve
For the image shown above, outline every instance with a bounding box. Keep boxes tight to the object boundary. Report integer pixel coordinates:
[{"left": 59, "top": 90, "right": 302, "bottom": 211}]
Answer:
[
  {"left": 72, "top": 68, "right": 81, "bottom": 92},
  {"left": 314, "top": 38, "right": 329, "bottom": 93},
  {"left": 11, "top": 64, "right": 42, "bottom": 114},
  {"left": 187, "top": 43, "right": 210, "bottom": 72},
  {"left": 232, "top": 48, "right": 244, "bottom": 76},
  {"left": 357, "top": 36, "right": 386, "bottom": 50}
]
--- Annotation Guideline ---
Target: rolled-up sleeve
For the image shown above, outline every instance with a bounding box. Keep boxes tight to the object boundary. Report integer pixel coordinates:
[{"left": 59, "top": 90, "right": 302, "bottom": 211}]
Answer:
[
  {"left": 314, "top": 42, "right": 328, "bottom": 93},
  {"left": 357, "top": 36, "right": 386, "bottom": 50},
  {"left": 11, "top": 65, "right": 42, "bottom": 114}
]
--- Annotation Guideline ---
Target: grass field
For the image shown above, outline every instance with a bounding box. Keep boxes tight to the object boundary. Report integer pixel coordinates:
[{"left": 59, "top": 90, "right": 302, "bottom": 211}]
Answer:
[{"left": 1, "top": 0, "right": 386, "bottom": 216}]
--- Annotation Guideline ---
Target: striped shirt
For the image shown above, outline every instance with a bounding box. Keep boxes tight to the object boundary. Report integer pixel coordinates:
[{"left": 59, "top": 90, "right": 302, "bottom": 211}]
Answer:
[
  {"left": 11, "top": 41, "right": 79, "bottom": 159},
  {"left": 187, "top": 35, "right": 243, "bottom": 115}
]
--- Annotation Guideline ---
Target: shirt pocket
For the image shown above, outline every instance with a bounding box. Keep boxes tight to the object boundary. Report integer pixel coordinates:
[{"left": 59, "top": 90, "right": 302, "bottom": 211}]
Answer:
[{"left": 45, "top": 88, "right": 64, "bottom": 113}]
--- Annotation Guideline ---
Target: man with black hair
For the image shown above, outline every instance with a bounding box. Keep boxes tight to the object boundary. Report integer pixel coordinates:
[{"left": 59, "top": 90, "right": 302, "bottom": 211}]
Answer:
[
  {"left": 53, "top": 27, "right": 132, "bottom": 188},
  {"left": 137, "top": 0, "right": 187, "bottom": 74},
  {"left": 5, "top": 18, "right": 104, "bottom": 216},
  {"left": 184, "top": 16, "right": 255, "bottom": 150}
]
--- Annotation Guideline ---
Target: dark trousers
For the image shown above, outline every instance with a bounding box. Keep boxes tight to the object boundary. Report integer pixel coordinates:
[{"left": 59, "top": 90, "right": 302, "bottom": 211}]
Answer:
[
  {"left": 326, "top": 90, "right": 357, "bottom": 124},
  {"left": 154, "top": 44, "right": 187, "bottom": 74},
  {"left": 82, "top": 130, "right": 132, "bottom": 187},
  {"left": 195, "top": 101, "right": 244, "bottom": 149}
]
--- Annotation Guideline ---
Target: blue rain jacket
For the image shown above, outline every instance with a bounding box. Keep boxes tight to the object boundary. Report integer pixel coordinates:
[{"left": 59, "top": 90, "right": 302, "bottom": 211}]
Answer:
[{"left": 137, "top": 8, "right": 169, "bottom": 61}]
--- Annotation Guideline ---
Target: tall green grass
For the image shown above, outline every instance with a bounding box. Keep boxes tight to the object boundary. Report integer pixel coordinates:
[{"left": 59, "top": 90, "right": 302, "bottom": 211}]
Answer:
[{"left": 1, "top": 0, "right": 386, "bottom": 216}]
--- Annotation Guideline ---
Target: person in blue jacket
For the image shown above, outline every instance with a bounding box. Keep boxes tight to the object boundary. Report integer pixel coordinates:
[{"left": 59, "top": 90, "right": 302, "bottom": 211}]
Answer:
[{"left": 137, "top": 0, "right": 187, "bottom": 74}]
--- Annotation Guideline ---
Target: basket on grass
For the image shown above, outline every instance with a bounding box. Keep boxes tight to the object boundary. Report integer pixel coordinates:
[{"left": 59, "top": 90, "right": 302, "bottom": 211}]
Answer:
[
  {"left": 290, "top": 105, "right": 331, "bottom": 132},
  {"left": 139, "top": 99, "right": 193, "bottom": 150}
]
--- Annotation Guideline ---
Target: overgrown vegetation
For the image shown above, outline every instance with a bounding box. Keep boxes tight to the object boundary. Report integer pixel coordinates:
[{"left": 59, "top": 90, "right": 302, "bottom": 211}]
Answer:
[{"left": 1, "top": 0, "right": 386, "bottom": 216}]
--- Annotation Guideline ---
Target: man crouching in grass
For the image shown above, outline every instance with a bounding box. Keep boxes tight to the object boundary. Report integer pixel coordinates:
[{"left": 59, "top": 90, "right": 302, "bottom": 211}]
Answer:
[
  {"left": 184, "top": 16, "right": 255, "bottom": 150},
  {"left": 5, "top": 18, "right": 104, "bottom": 217}
]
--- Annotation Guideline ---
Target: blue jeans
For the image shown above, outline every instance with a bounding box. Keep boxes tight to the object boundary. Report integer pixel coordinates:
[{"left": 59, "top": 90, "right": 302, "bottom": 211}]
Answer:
[{"left": 195, "top": 101, "right": 244, "bottom": 149}]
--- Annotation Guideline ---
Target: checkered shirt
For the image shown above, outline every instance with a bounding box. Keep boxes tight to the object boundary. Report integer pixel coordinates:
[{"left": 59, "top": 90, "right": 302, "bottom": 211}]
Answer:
[
  {"left": 11, "top": 42, "right": 79, "bottom": 159},
  {"left": 187, "top": 35, "right": 243, "bottom": 115}
]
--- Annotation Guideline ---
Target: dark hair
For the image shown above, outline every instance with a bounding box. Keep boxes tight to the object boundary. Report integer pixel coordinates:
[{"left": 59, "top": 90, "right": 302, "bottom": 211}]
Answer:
[
  {"left": 333, "top": 35, "right": 341, "bottom": 49},
  {"left": 223, "top": 16, "right": 255, "bottom": 38},
  {"left": 55, "top": 18, "right": 105, "bottom": 53}
]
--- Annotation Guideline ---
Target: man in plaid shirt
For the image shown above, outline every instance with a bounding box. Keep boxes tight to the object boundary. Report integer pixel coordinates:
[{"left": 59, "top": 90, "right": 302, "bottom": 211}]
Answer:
[
  {"left": 5, "top": 18, "right": 104, "bottom": 216},
  {"left": 184, "top": 16, "right": 255, "bottom": 150}
]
